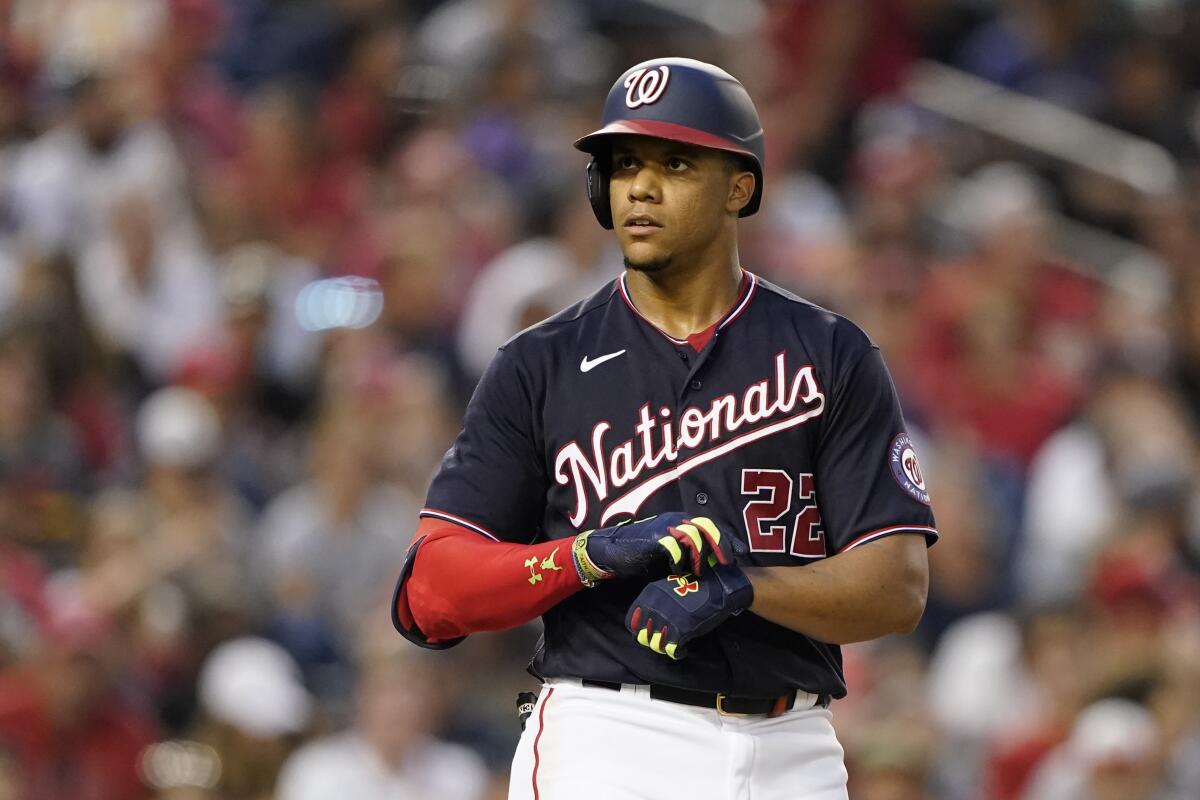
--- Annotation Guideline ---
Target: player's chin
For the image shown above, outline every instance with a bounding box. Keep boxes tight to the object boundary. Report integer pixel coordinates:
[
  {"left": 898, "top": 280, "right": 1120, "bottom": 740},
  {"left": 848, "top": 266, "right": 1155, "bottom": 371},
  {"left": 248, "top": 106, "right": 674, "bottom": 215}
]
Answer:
[{"left": 621, "top": 241, "right": 673, "bottom": 273}]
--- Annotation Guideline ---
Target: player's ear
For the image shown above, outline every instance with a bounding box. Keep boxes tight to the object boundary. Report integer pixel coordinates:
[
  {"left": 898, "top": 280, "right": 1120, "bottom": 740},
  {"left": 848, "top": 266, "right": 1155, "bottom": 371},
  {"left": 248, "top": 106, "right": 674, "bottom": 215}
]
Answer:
[{"left": 726, "top": 166, "right": 755, "bottom": 215}]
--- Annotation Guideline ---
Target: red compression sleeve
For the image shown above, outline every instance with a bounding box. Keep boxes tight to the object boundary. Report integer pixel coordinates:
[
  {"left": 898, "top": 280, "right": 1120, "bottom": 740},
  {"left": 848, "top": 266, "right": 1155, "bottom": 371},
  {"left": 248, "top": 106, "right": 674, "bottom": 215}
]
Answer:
[{"left": 399, "top": 518, "right": 586, "bottom": 641}]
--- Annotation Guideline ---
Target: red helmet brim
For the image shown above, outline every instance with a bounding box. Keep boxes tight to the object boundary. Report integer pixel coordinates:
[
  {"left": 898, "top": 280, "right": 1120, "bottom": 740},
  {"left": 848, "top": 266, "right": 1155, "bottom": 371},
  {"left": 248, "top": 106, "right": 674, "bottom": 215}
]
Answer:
[{"left": 574, "top": 119, "right": 760, "bottom": 165}]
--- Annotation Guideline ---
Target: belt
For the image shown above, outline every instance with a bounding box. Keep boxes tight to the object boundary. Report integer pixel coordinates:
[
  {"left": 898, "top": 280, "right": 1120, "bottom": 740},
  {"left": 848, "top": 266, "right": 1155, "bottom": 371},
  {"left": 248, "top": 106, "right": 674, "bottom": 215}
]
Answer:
[{"left": 580, "top": 679, "right": 831, "bottom": 718}]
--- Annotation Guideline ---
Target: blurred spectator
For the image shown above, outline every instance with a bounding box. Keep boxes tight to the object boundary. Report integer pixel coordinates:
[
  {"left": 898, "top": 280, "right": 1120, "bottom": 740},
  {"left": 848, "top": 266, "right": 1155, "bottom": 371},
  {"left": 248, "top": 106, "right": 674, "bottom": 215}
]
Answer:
[
  {"left": 0, "top": 582, "right": 158, "bottom": 800},
  {"left": 320, "top": 15, "right": 406, "bottom": 166},
  {"left": 955, "top": 0, "right": 1112, "bottom": 114},
  {"left": 1020, "top": 372, "right": 1198, "bottom": 603},
  {"left": 846, "top": 719, "right": 934, "bottom": 800},
  {"left": 414, "top": 0, "right": 595, "bottom": 90},
  {"left": 917, "top": 439, "right": 1013, "bottom": 649},
  {"left": 276, "top": 624, "right": 488, "bottom": 800},
  {"left": 982, "top": 607, "right": 1092, "bottom": 800},
  {"left": 8, "top": 69, "right": 192, "bottom": 259},
  {"left": 1022, "top": 699, "right": 1166, "bottom": 800},
  {"left": 361, "top": 354, "right": 460, "bottom": 505},
  {"left": 133, "top": 387, "right": 253, "bottom": 616},
  {"left": 174, "top": 242, "right": 322, "bottom": 507},
  {"left": 1098, "top": 36, "right": 1197, "bottom": 163},
  {"left": 915, "top": 163, "right": 1099, "bottom": 465},
  {"left": 253, "top": 403, "right": 412, "bottom": 667},
  {"left": 10, "top": 0, "right": 164, "bottom": 87},
  {"left": 0, "top": 325, "right": 88, "bottom": 555},
  {"left": 142, "top": 0, "right": 243, "bottom": 167},
  {"left": 207, "top": 82, "right": 365, "bottom": 265},
  {"left": 76, "top": 188, "right": 222, "bottom": 383},
  {"left": 190, "top": 637, "right": 311, "bottom": 800},
  {"left": 0, "top": 325, "right": 87, "bottom": 494},
  {"left": 456, "top": 187, "right": 617, "bottom": 378},
  {"left": 756, "top": 0, "right": 923, "bottom": 175}
]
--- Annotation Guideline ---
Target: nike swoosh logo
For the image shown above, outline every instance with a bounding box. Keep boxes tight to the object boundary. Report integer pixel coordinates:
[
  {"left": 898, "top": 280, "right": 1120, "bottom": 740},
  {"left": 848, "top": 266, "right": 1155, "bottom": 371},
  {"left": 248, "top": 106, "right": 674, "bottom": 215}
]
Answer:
[{"left": 580, "top": 350, "right": 626, "bottom": 373}]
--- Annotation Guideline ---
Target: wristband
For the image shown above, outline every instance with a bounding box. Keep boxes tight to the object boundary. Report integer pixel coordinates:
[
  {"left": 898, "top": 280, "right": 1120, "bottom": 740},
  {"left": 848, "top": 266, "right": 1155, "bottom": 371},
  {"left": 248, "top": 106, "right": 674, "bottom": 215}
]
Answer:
[{"left": 571, "top": 531, "right": 612, "bottom": 588}]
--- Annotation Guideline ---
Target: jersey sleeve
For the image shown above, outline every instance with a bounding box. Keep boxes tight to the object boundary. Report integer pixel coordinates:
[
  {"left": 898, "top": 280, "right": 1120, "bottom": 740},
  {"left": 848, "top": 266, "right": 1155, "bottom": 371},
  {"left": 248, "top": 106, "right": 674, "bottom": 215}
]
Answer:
[
  {"left": 422, "top": 345, "right": 547, "bottom": 543},
  {"left": 815, "top": 344, "right": 938, "bottom": 554}
]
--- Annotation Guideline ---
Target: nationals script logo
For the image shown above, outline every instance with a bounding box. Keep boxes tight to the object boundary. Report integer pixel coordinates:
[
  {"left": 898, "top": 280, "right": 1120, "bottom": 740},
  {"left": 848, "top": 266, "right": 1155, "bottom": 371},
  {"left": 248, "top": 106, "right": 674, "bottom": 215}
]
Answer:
[
  {"left": 624, "top": 66, "right": 670, "bottom": 108},
  {"left": 555, "top": 352, "right": 826, "bottom": 527}
]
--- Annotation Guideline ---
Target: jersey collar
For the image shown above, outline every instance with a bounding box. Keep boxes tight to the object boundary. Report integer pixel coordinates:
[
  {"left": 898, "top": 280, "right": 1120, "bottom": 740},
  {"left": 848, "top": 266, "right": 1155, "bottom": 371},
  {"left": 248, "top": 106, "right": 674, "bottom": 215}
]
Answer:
[{"left": 617, "top": 270, "right": 758, "bottom": 347}]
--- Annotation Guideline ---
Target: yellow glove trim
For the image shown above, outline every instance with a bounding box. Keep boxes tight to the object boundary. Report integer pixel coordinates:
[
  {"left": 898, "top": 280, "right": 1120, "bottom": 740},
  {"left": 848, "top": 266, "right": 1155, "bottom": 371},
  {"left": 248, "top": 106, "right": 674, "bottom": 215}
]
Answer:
[
  {"left": 658, "top": 535, "right": 683, "bottom": 566},
  {"left": 691, "top": 517, "right": 720, "bottom": 545},
  {"left": 674, "top": 523, "right": 703, "bottom": 553}
]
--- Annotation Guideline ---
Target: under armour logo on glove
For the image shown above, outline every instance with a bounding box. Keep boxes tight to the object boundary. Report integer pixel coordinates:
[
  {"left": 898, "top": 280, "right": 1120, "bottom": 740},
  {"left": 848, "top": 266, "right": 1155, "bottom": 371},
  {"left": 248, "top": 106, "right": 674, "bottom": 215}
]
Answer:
[
  {"left": 626, "top": 564, "right": 754, "bottom": 660},
  {"left": 669, "top": 575, "right": 699, "bottom": 596}
]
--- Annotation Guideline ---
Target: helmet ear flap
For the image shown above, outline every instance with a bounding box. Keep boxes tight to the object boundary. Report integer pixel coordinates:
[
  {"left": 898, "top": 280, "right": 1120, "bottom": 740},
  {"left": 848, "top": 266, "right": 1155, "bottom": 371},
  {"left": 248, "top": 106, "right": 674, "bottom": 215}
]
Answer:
[{"left": 586, "top": 159, "right": 614, "bottom": 230}]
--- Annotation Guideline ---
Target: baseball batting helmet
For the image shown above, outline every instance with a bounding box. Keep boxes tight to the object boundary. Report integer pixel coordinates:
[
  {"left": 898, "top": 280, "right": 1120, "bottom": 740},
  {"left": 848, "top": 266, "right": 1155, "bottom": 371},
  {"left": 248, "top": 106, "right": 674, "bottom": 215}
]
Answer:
[{"left": 574, "top": 57, "right": 765, "bottom": 229}]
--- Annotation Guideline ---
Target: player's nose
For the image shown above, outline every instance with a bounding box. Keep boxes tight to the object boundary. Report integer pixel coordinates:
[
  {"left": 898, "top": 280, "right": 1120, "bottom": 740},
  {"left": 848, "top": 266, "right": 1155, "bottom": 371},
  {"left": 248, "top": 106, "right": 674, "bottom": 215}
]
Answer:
[{"left": 627, "top": 164, "right": 661, "bottom": 204}]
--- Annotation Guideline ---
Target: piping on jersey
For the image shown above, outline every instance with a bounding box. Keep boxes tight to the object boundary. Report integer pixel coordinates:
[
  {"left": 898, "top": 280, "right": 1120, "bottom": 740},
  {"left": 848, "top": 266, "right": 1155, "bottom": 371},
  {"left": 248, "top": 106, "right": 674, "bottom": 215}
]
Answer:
[
  {"left": 553, "top": 351, "right": 826, "bottom": 527},
  {"left": 618, "top": 271, "right": 758, "bottom": 345}
]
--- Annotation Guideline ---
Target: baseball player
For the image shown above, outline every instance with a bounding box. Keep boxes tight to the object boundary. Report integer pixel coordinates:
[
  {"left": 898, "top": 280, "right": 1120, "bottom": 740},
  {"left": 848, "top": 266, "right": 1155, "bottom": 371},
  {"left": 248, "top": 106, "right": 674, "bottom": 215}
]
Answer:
[{"left": 392, "top": 58, "right": 937, "bottom": 799}]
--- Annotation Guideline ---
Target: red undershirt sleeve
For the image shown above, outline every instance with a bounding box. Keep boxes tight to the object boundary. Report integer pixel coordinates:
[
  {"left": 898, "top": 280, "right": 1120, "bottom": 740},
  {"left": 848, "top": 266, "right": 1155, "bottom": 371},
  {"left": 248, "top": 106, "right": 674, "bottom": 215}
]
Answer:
[{"left": 392, "top": 518, "right": 586, "bottom": 646}]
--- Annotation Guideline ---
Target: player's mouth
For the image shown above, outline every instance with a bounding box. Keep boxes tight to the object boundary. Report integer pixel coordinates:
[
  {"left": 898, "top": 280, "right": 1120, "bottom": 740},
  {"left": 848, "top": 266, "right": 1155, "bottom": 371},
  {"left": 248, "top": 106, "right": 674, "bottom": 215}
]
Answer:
[{"left": 624, "top": 213, "right": 663, "bottom": 236}]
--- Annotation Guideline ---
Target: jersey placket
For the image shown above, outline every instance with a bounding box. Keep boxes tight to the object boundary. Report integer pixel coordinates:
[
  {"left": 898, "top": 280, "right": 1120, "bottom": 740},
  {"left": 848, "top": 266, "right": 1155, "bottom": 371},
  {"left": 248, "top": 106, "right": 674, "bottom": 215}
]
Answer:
[
  {"left": 617, "top": 273, "right": 752, "bottom": 521},
  {"left": 670, "top": 332, "right": 723, "bottom": 516}
]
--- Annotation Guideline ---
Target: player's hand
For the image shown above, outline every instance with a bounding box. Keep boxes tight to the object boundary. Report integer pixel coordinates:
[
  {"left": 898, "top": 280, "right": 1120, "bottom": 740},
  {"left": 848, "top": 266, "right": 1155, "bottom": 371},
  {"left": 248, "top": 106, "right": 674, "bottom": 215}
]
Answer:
[
  {"left": 572, "top": 513, "right": 740, "bottom": 586},
  {"left": 624, "top": 563, "right": 753, "bottom": 660}
]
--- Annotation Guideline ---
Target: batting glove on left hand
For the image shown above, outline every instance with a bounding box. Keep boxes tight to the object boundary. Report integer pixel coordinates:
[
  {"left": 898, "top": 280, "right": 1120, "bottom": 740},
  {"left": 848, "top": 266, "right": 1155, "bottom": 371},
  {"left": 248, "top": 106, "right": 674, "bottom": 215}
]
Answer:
[
  {"left": 573, "top": 513, "right": 741, "bottom": 586},
  {"left": 625, "top": 564, "right": 754, "bottom": 660}
]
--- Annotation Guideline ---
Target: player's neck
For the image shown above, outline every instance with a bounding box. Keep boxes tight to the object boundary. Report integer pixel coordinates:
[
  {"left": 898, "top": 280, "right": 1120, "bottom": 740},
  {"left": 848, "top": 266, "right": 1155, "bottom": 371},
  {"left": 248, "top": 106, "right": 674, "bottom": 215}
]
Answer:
[{"left": 624, "top": 250, "right": 743, "bottom": 340}]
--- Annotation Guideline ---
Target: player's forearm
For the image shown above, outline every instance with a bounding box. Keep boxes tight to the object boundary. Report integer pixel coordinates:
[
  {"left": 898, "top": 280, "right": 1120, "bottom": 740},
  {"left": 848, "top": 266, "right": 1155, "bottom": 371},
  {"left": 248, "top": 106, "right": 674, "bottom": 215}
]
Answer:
[
  {"left": 742, "top": 534, "right": 929, "bottom": 644},
  {"left": 402, "top": 524, "right": 584, "bottom": 640}
]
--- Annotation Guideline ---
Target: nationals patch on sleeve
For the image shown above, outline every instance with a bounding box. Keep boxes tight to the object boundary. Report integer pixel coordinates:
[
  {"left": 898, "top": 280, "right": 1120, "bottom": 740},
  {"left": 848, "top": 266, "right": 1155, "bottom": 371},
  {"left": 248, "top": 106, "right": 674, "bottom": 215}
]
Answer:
[{"left": 888, "top": 433, "right": 930, "bottom": 506}]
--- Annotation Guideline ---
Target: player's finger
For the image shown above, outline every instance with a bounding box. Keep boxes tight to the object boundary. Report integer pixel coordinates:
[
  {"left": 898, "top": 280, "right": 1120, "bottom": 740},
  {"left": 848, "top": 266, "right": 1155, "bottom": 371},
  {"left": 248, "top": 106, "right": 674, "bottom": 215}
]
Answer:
[
  {"left": 635, "top": 616, "right": 656, "bottom": 648},
  {"left": 636, "top": 623, "right": 671, "bottom": 656},
  {"left": 690, "top": 517, "right": 729, "bottom": 565},
  {"left": 656, "top": 534, "right": 684, "bottom": 568},
  {"left": 627, "top": 619, "right": 681, "bottom": 660},
  {"left": 628, "top": 606, "right": 643, "bottom": 632},
  {"left": 670, "top": 524, "right": 704, "bottom": 572},
  {"left": 654, "top": 624, "right": 671, "bottom": 655}
]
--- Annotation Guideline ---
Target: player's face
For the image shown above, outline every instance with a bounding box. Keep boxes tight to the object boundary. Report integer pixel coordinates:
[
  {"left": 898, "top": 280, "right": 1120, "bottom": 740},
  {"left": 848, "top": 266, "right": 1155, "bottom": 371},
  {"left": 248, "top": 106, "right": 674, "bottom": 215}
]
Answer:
[{"left": 608, "top": 136, "right": 752, "bottom": 273}]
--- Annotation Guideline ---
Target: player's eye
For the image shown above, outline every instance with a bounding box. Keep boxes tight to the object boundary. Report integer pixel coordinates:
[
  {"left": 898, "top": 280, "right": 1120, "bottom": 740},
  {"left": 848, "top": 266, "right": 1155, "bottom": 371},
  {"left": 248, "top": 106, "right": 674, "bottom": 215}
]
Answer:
[
  {"left": 667, "top": 157, "right": 689, "bottom": 172},
  {"left": 614, "top": 154, "right": 638, "bottom": 171}
]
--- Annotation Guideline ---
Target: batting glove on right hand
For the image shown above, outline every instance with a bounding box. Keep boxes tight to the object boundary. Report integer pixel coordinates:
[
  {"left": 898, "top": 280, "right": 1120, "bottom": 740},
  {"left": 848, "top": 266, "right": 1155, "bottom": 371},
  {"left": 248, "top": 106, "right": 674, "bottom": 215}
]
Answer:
[
  {"left": 572, "top": 513, "right": 741, "bottom": 586},
  {"left": 625, "top": 563, "right": 754, "bottom": 660}
]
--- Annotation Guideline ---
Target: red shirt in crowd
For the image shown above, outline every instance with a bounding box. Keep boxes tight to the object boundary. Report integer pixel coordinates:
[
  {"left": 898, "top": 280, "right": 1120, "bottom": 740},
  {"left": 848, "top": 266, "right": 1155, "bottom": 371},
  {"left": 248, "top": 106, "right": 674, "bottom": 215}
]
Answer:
[{"left": 0, "top": 667, "right": 158, "bottom": 800}]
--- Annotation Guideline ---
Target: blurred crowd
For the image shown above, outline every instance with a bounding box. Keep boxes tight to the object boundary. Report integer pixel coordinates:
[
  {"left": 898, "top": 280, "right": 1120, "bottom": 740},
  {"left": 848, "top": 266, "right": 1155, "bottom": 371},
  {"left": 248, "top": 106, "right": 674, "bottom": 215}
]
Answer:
[{"left": 0, "top": 0, "right": 1199, "bottom": 798}]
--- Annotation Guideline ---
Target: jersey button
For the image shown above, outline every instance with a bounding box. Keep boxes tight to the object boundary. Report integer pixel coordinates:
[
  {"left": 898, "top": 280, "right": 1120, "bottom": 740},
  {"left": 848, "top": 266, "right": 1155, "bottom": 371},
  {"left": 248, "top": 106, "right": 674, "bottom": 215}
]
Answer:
[
  {"left": 691, "top": 379, "right": 702, "bottom": 391},
  {"left": 696, "top": 492, "right": 709, "bottom": 505},
  {"left": 678, "top": 351, "right": 689, "bottom": 360}
]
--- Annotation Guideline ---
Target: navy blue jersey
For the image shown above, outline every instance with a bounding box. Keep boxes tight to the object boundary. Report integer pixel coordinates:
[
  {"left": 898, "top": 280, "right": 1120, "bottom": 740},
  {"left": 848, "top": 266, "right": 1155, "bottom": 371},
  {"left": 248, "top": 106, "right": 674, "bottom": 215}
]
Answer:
[{"left": 422, "top": 272, "right": 937, "bottom": 698}]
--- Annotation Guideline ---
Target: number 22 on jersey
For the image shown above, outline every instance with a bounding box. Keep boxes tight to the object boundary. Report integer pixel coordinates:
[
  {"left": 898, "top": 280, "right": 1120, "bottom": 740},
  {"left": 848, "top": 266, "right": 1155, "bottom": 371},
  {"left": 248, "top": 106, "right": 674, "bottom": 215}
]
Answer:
[{"left": 740, "top": 470, "right": 826, "bottom": 558}]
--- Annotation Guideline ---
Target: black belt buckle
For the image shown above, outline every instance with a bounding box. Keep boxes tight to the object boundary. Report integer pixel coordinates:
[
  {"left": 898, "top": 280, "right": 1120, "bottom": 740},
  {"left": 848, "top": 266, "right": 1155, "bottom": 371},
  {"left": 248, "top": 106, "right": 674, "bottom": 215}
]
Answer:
[
  {"left": 715, "top": 689, "right": 796, "bottom": 717},
  {"left": 715, "top": 692, "right": 750, "bottom": 717}
]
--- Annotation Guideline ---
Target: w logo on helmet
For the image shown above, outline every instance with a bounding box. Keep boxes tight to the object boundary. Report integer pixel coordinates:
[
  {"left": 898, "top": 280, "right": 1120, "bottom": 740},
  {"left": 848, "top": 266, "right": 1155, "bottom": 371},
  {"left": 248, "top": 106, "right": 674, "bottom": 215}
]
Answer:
[{"left": 624, "top": 66, "right": 670, "bottom": 109}]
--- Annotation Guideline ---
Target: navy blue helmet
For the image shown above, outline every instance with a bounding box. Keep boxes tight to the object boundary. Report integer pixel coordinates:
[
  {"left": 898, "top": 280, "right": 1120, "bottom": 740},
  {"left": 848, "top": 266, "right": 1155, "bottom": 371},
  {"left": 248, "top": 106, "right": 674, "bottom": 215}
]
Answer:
[{"left": 574, "top": 58, "right": 766, "bottom": 229}]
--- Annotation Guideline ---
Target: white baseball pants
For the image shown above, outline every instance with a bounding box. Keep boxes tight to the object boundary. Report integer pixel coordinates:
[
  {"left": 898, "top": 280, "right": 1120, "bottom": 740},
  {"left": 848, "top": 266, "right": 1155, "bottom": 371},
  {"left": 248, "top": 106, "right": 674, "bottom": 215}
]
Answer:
[{"left": 508, "top": 678, "right": 849, "bottom": 799}]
